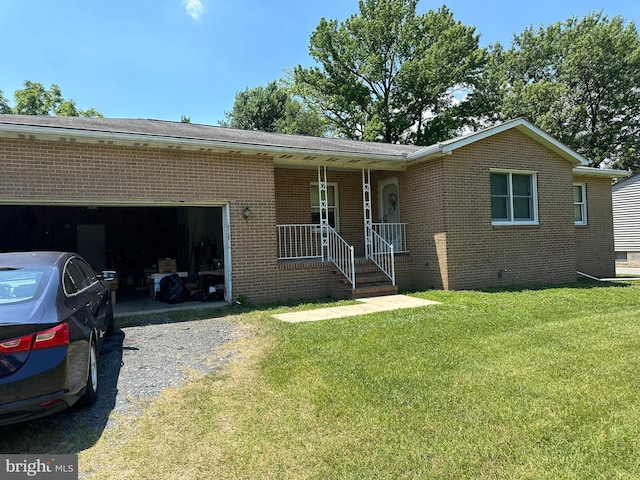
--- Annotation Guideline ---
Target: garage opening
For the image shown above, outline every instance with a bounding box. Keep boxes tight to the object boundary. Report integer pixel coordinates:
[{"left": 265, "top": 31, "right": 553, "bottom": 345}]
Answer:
[{"left": 0, "top": 204, "right": 229, "bottom": 309}]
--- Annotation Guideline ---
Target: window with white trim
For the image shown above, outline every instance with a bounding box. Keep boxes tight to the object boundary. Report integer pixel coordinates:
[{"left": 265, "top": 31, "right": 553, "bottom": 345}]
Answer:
[
  {"left": 310, "top": 183, "right": 339, "bottom": 229},
  {"left": 573, "top": 183, "right": 587, "bottom": 225},
  {"left": 490, "top": 171, "right": 538, "bottom": 225}
]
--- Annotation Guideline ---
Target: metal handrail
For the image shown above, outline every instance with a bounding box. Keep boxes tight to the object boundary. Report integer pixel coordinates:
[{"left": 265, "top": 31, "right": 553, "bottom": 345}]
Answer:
[
  {"left": 276, "top": 224, "right": 355, "bottom": 289},
  {"left": 371, "top": 223, "right": 408, "bottom": 253},
  {"left": 366, "top": 225, "right": 396, "bottom": 285},
  {"left": 278, "top": 223, "right": 403, "bottom": 290},
  {"left": 326, "top": 226, "right": 355, "bottom": 289}
]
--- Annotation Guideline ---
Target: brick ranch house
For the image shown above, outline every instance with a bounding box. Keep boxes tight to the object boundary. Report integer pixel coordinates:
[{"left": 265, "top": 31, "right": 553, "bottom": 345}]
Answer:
[{"left": 0, "top": 115, "right": 627, "bottom": 304}]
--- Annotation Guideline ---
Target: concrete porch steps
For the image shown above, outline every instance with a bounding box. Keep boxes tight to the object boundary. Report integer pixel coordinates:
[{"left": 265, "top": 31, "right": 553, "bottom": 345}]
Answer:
[
  {"left": 349, "top": 283, "right": 398, "bottom": 299},
  {"left": 332, "top": 257, "right": 398, "bottom": 299}
]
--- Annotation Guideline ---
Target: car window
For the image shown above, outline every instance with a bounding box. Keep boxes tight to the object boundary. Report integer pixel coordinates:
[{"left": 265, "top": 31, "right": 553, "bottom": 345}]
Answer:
[
  {"left": 64, "top": 260, "right": 90, "bottom": 295},
  {"left": 75, "top": 258, "right": 98, "bottom": 286},
  {"left": 63, "top": 270, "right": 77, "bottom": 295},
  {"left": 64, "top": 258, "right": 99, "bottom": 295},
  {"left": 0, "top": 267, "right": 49, "bottom": 304}
]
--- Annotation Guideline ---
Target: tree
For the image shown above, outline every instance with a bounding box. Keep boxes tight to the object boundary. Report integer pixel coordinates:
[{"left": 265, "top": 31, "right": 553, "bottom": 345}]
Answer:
[
  {"left": 0, "top": 89, "right": 11, "bottom": 114},
  {"left": 490, "top": 12, "right": 640, "bottom": 170},
  {"left": 78, "top": 108, "right": 103, "bottom": 118},
  {"left": 222, "top": 81, "right": 286, "bottom": 132},
  {"left": 291, "top": 0, "right": 486, "bottom": 144},
  {"left": 3, "top": 80, "right": 103, "bottom": 117},
  {"left": 221, "top": 80, "right": 326, "bottom": 136}
]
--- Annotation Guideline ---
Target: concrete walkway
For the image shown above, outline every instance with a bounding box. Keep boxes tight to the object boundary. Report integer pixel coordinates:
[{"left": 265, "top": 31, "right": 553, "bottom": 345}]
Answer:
[{"left": 273, "top": 294, "right": 441, "bottom": 323}]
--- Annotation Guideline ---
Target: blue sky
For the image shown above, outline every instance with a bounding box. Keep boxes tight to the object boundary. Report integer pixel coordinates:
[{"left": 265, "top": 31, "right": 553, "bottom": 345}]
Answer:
[{"left": 1, "top": 0, "right": 639, "bottom": 126}]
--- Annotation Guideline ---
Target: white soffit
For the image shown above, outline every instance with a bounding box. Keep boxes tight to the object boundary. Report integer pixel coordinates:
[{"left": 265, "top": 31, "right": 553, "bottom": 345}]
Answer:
[{"left": 0, "top": 122, "right": 410, "bottom": 172}]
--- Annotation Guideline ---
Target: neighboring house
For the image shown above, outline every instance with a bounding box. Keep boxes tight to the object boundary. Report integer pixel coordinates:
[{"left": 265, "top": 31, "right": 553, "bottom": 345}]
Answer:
[
  {"left": 0, "top": 115, "right": 627, "bottom": 304},
  {"left": 612, "top": 173, "right": 640, "bottom": 267}
]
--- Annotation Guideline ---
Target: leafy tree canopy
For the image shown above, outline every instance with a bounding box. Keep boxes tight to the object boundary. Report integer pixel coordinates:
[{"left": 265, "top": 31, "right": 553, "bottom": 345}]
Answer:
[
  {"left": 291, "top": 0, "right": 486, "bottom": 144},
  {"left": 2, "top": 80, "right": 103, "bottom": 117},
  {"left": 221, "top": 80, "right": 326, "bottom": 137},
  {"left": 0, "top": 89, "right": 11, "bottom": 114},
  {"left": 490, "top": 12, "right": 640, "bottom": 169}
]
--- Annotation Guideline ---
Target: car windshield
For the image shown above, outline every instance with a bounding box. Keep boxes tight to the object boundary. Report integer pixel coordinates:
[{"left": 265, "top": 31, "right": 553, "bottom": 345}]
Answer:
[{"left": 0, "top": 267, "right": 50, "bottom": 305}]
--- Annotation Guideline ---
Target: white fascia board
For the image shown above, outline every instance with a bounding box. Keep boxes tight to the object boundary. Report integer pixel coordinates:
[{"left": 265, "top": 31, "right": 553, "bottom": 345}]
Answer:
[
  {"left": 572, "top": 166, "right": 632, "bottom": 178},
  {"left": 0, "top": 123, "right": 408, "bottom": 163},
  {"left": 407, "top": 119, "right": 528, "bottom": 161},
  {"left": 407, "top": 118, "right": 590, "bottom": 166},
  {"left": 510, "top": 119, "right": 591, "bottom": 166},
  {"left": 405, "top": 143, "right": 449, "bottom": 161}
]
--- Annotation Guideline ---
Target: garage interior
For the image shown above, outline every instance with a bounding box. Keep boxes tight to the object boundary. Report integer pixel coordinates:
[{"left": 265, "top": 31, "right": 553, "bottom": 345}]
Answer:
[{"left": 0, "top": 205, "right": 226, "bottom": 310}]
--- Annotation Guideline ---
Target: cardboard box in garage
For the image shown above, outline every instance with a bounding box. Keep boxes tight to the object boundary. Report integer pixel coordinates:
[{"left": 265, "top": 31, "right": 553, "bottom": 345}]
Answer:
[{"left": 158, "top": 258, "right": 177, "bottom": 273}]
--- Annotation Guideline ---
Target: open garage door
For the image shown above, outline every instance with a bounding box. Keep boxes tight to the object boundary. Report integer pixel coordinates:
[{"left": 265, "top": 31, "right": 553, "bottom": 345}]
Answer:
[{"left": 0, "top": 203, "right": 231, "bottom": 306}]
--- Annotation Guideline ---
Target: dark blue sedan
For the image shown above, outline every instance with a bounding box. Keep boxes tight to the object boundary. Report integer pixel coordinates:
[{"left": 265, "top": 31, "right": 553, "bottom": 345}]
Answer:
[{"left": 0, "top": 251, "right": 114, "bottom": 426}]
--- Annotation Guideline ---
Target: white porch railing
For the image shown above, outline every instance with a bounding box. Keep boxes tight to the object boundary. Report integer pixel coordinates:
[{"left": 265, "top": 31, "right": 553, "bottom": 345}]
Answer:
[
  {"left": 326, "top": 226, "right": 356, "bottom": 289},
  {"left": 366, "top": 225, "right": 396, "bottom": 285},
  {"left": 277, "top": 224, "right": 355, "bottom": 289},
  {"left": 277, "top": 224, "right": 322, "bottom": 260},
  {"left": 372, "top": 223, "right": 408, "bottom": 253},
  {"left": 277, "top": 222, "right": 406, "bottom": 290}
]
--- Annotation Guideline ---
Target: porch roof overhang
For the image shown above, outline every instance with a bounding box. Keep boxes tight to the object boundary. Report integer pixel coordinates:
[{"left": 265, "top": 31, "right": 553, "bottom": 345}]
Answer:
[{"left": 0, "top": 115, "right": 417, "bottom": 172}]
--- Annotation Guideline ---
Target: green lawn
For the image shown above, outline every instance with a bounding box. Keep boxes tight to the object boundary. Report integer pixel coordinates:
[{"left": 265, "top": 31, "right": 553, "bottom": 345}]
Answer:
[{"left": 86, "top": 280, "right": 640, "bottom": 479}]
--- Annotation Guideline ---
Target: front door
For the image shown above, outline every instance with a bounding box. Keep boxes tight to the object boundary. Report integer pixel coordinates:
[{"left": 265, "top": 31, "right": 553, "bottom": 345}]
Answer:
[
  {"left": 380, "top": 179, "right": 400, "bottom": 224},
  {"left": 379, "top": 179, "right": 402, "bottom": 251}
]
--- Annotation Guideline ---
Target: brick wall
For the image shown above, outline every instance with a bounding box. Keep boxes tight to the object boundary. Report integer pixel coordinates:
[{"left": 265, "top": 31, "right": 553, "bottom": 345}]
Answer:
[
  {"left": 574, "top": 174, "right": 616, "bottom": 277},
  {"left": 1, "top": 132, "right": 616, "bottom": 301},
  {"left": 275, "top": 261, "right": 334, "bottom": 300},
  {"left": 400, "top": 130, "right": 579, "bottom": 290},
  {"left": 0, "top": 138, "right": 284, "bottom": 303},
  {"left": 389, "top": 161, "right": 447, "bottom": 289},
  {"left": 274, "top": 168, "right": 366, "bottom": 255}
]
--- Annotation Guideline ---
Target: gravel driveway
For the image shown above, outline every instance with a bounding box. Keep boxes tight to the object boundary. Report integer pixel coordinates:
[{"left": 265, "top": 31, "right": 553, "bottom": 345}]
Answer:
[
  {"left": 95, "top": 316, "right": 246, "bottom": 427},
  {"left": 0, "top": 313, "right": 247, "bottom": 470},
  {"left": 22, "top": 314, "right": 249, "bottom": 438}
]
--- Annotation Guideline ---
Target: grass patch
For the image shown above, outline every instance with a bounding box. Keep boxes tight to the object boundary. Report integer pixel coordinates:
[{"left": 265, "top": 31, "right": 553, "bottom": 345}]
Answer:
[
  {"left": 77, "top": 282, "right": 640, "bottom": 478},
  {"left": 115, "top": 296, "right": 358, "bottom": 328}
]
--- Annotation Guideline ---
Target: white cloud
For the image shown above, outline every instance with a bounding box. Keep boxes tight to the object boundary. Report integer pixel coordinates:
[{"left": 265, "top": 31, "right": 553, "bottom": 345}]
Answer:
[{"left": 183, "top": 0, "right": 205, "bottom": 21}]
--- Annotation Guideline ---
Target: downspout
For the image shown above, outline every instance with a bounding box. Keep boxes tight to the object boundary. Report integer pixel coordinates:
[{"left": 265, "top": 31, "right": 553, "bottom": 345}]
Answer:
[{"left": 577, "top": 271, "right": 640, "bottom": 282}]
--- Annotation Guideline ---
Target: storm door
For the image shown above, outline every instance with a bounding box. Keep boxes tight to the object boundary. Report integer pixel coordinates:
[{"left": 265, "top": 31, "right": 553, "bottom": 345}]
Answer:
[{"left": 379, "top": 179, "right": 402, "bottom": 251}]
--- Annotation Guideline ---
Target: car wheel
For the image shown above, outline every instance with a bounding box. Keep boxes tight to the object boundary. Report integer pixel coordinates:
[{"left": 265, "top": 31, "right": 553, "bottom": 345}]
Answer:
[
  {"left": 78, "top": 339, "right": 99, "bottom": 406},
  {"left": 105, "top": 307, "right": 115, "bottom": 337}
]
